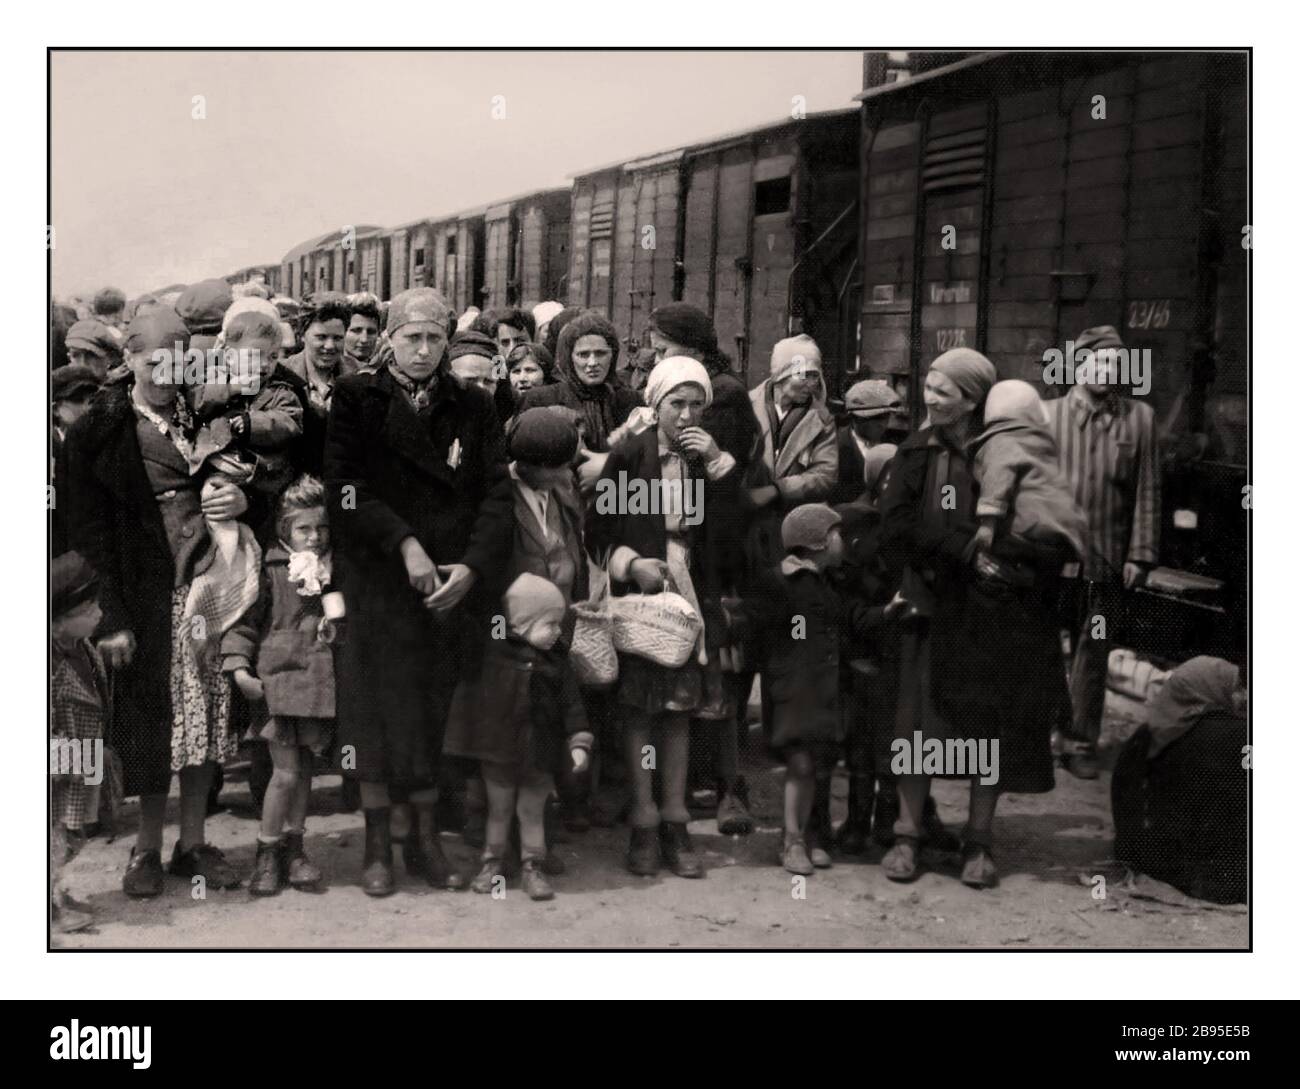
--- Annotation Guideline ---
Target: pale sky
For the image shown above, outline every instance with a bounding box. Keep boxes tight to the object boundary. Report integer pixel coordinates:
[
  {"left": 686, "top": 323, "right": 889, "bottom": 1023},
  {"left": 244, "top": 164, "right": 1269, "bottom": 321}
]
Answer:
[{"left": 52, "top": 50, "right": 863, "bottom": 299}]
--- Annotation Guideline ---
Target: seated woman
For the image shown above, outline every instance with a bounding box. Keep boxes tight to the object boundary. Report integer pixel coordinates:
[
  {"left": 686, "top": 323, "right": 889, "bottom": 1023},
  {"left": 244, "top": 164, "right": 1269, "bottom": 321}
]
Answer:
[{"left": 1111, "top": 656, "right": 1247, "bottom": 904}]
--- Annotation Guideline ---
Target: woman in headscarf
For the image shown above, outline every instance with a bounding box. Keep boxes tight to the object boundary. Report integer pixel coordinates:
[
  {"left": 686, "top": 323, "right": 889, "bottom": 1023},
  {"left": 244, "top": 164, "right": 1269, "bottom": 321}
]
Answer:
[
  {"left": 540, "top": 305, "right": 583, "bottom": 363},
  {"left": 879, "top": 348, "right": 1068, "bottom": 888},
  {"left": 519, "top": 310, "right": 641, "bottom": 491},
  {"left": 647, "top": 302, "right": 758, "bottom": 833},
  {"left": 1111, "top": 656, "right": 1246, "bottom": 903},
  {"left": 589, "top": 357, "right": 745, "bottom": 879}
]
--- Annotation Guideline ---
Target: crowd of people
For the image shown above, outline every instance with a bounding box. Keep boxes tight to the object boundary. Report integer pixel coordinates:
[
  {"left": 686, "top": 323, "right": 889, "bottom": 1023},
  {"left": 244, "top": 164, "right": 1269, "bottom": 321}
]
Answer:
[{"left": 48, "top": 277, "right": 1248, "bottom": 934}]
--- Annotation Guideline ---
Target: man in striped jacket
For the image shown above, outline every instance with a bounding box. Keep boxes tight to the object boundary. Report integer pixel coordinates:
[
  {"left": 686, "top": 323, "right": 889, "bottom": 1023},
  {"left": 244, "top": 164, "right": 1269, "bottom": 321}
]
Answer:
[{"left": 1045, "top": 325, "right": 1161, "bottom": 780}]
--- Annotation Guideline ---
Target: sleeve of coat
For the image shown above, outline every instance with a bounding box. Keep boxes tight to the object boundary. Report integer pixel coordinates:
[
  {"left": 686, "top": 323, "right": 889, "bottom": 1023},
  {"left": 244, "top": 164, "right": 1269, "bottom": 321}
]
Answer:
[
  {"left": 245, "top": 385, "right": 304, "bottom": 449},
  {"left": 459, "top": 391, "right": 515, "bottom": 580},
  {"left": 1126, "top": 403, "right": 1161, "bottom": 567},
  {"left": 773, "top": 418, "right": 839, "bottom": 505},
  {"left": 63, "top": 418, "right": 133, "bottom": 641},
  {"left": 323, "top": 380, "right": 416, "bottom": 556},
  {"left": 972, "top": 436, "right": 1020, "bottom": 520}
]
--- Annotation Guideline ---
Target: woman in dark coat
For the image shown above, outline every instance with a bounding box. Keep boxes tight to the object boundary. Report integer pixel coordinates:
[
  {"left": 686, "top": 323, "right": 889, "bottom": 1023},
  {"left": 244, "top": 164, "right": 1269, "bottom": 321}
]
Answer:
[
  {"left": 519, "top": 311, "right": 641, "bottom": 490},
  {"left": 879, "top": 348, "right": 1067, "bottom": 888},
  {"left": 65, "top": 306, "right": 254, "bottom": 897},
  {"left": 324, "top": 288, "right": 514, "bottom": 897}
]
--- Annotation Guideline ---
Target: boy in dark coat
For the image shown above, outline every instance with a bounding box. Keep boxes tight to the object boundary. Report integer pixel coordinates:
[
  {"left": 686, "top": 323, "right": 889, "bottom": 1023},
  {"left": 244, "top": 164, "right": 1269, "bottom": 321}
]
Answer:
[{"left": 750, "top": 504, "right": 872, "bottom": 875}]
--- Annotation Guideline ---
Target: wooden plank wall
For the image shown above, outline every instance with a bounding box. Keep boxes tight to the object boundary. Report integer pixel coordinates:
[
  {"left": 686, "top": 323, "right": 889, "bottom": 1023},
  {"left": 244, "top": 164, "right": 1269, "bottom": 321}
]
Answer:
[{"left": 610, "top": 166, "right": 680, "bottom": 345}]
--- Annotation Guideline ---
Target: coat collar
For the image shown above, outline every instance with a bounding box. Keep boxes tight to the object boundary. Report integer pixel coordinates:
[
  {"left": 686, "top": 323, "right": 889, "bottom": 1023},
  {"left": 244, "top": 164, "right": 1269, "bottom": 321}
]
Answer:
[
  {"left": 371, "top": 367, "right": 459, "bottom": 484},
  {"left": 749, "top": 383, "right": 833, "bottom": 476},
  {"left": 82, "top": 384, "right": 172, "bottom": 556}
]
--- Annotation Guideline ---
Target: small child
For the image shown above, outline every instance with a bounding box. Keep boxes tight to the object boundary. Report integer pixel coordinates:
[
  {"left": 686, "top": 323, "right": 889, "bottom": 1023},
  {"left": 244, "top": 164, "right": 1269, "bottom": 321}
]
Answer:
[
  {"left": 442, "top": 573, "right": 593, "bottom": 901},
  {"left": 189, "top": 310, "right": 304, "bottom": 503},
  {"left": 751, "top": 504, "right": 873, "bottom": 876},
  {"left": 50, "top": 551, "right": 108, "bottom": 934},
  {"left": 967, "top": 380, "right": 1087, "bottom": 572},
  {"left": 222, "top": 475, "right": 341, "bottom": 896}
]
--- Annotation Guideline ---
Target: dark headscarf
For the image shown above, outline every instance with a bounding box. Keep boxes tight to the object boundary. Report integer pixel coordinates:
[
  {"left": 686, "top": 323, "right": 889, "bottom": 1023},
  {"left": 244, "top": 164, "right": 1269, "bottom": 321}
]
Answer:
[
  {"left": 542, "top": 306, "right": 583, "bottom": 362},
  {"left": 555, "top": 311, "right": 622, "bottom": 450},
  {"left": 650, "top": 302, "right": 733, "bottom": 377}
]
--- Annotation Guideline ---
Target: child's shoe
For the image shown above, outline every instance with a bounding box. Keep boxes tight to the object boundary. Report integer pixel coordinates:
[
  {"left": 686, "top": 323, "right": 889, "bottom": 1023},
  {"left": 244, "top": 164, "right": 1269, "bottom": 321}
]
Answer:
[
  {"left": 658, "top": 821, "right": 703, "bottom": 879},
  {"left": 960, "top": 843, "right": 998, "bottom": 889},
  {"left": 471, "top": 857, "right": 506, "bottom": 895},
  {"left": 282, "top": 831, "right": 322, "bottom": 888},
  {"left": 781, "top": 836, "right": 815, "bottom": 876},
  {"left": 520, "top": 859, "right": 554, "bottom": 901},
  {"left": 626, "top": 826, "right": 660, "bottom": 876},
  {"left": 249, "top": 838, "right": 284, "bottom": 897}
]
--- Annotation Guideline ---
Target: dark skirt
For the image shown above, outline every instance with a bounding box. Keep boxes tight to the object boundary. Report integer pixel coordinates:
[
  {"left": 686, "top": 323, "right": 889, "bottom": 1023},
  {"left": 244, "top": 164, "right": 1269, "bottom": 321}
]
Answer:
[{"left": 894, "top": 622, "right": 1056, "bottom": 795}]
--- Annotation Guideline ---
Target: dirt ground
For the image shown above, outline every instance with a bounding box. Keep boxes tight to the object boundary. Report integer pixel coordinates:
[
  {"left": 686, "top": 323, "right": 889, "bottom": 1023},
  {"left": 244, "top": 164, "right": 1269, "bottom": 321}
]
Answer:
[{"left": 56, "top": 710, "right": 1247, "bottom": 950}]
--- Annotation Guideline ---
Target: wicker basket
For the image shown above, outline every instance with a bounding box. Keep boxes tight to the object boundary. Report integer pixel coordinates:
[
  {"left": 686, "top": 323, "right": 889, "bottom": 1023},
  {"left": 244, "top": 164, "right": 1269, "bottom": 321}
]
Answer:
[
  {"left": 610, "top": 590, "right": 703, "bottom": 668},
  {"left": 570, "top": 601, "right": 618, "bottom": 686}
]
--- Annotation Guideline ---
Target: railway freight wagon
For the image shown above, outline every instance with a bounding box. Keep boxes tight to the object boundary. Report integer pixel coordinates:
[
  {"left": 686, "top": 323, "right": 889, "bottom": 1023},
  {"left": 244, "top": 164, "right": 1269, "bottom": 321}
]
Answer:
[
  {"left": 568, "top": 110, "right": 860, "bottom": 389},
  {"left": 482, "top": 187, "right": 572, "bottom": 311},
  {"left": 679, "top": 109, "right": 859, "bottom": 389},
  {"left": 390, "top": 212, "right": 487, "bottom": 313},
  {"left": 855, "top": 50, "right": 1248, "bottom": 654}
]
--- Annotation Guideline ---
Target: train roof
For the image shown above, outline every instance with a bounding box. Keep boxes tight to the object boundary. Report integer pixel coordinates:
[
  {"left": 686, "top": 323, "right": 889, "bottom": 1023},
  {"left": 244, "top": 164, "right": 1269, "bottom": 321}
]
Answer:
[
  {"left": 280, "top": 224, "right": 384, "bottom": 264},
  {"left": 854, "top": 51, "right": 1004, "bottom": 101},
  {"left": 568, "top": 105, "right": 859, "bottom": 179}
]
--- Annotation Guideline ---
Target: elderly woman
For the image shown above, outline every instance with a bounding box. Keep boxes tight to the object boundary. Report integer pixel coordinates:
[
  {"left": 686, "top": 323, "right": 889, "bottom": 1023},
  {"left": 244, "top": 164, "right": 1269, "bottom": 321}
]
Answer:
[
  {"left": 589, "top": 357, "right": 744, "bottom": 879},
  {"left": 325, "top": 287, "right": 514, "bottom": 896},
  {"left": 520, "top": 311, "right": 641, "bottom": 490},
  {"left": 879, "top": 348, "right": 1066, "bottom": 888},
  {"left": 65, "top": 306, "right": 254, "bottom": 897}
]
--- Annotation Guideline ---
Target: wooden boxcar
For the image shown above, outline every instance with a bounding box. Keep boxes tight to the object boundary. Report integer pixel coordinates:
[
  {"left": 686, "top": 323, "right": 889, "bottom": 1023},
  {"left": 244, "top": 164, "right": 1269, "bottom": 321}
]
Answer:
[
  {"left": 568, "top": 149, "right": 685, "bottom": 347},
  {"left": 482, "top": 186, "right": 571, "bottom": 311},
  {"left": 567, "top": 110, "right": 860, "bottom": 389},
  {"left": 855, "top": 51, "right": 1247, "bottom": 434},
  {"left": 855, "top": 50, "right": 1248, "bottom": 650},
  {"left": 679, "top": 109, "right": 860, "bottom": 389},
  {"left": 390, "top": 212, "right": 486, "bottom": 313}
]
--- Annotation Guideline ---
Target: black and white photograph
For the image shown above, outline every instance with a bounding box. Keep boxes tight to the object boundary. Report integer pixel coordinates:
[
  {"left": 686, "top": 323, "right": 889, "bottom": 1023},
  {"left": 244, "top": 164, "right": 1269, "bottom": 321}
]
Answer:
[{"left": 41, "top": 32, "right": 1256, "bottom": 968}]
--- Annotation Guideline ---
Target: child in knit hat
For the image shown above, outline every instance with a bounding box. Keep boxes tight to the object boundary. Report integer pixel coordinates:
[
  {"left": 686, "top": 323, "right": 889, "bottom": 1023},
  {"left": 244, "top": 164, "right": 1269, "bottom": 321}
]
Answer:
[
  {"left": 967, "top": 380, "right": 1087, "bottom": 575},
  {"left": 442, "top": 573, "right": 592, "bottom": 902},
  {"left": 748, "top": 504, "right": 876, "bottom": 875}
]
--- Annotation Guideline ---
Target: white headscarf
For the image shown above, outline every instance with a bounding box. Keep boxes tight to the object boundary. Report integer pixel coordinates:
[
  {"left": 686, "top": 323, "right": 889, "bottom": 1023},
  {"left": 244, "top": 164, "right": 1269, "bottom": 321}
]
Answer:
[{"left": 644, "top": 356, "right": 713, "bottom": 412}]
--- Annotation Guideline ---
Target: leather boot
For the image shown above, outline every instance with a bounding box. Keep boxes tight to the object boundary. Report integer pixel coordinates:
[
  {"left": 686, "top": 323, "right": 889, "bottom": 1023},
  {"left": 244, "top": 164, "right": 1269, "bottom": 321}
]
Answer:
[
  {"left": 249, "top": 838, "right": 284, "bottom": 897},
  {"left": 834, "top": 775, "right": 874, "bottom": 856},
  {"left": 361, "top": 808, "right": 395, "bottom": 897},
  {"left": 403, "top": 803, "right": 467, "bottom": 890},
  {"left": 282, "top": 831, "right": 322, "bottom": 888}
]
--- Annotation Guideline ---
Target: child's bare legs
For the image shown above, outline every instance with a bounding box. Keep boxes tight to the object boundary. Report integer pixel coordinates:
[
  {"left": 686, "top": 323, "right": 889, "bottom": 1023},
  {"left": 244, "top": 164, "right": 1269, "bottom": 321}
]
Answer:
[
  {"left": 287, "top": 748, "right": 312, "bottom": 834},
  {"left": 481, "top": 764, "right": 516, "bottom": 859},
  {"left": 516, "top": 771, "right": 553, "bottom": 862},
  {"left": 261, "top": 742, "right": 301, "bottom": 841},
  {"left": 658, "top": 713, "right": 691, "bottom": 826},
  {"left": 784, "top": 746, "right": 815, "bottom": 843},
  {"left": 623, "top": 710, "right": 657, "bottom": 830},
  {"left": 359, "top": 781, "right": 389, "bottom": 809}
]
